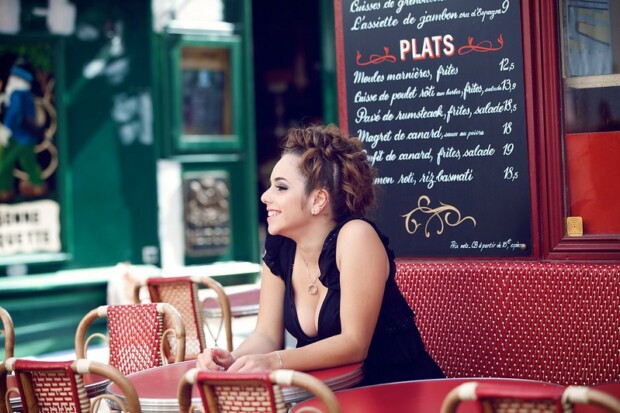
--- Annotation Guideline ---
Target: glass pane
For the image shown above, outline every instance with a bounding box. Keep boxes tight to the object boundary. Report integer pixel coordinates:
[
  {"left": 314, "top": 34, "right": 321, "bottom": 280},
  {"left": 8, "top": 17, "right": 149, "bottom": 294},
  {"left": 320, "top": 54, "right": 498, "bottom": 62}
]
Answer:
[
  {"left": 182, "top": 69, "right": 226, "bottom": 135},
  {"left": 564, "top": 1, "right": 613, "bottom": 77},
  {"left": 560, "top": 0, "right": 620, "bottom": 236},
  {"left": 180, "top": 46, "right": 232, "bottom": 136}
]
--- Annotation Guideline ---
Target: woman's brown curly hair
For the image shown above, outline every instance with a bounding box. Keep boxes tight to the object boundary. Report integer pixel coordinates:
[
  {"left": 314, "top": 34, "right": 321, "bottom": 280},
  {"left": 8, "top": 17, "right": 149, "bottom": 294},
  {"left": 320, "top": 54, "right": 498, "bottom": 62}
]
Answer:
[{"left": 282, "top": 124, "right": 376, "bottom": 221}]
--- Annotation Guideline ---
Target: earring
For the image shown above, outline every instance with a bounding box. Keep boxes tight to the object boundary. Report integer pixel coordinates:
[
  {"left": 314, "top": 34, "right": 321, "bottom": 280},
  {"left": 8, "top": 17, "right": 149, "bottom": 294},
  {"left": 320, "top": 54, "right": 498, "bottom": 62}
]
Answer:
[{"left": 312, "top": 209, "right": 318, "bottom": 216}]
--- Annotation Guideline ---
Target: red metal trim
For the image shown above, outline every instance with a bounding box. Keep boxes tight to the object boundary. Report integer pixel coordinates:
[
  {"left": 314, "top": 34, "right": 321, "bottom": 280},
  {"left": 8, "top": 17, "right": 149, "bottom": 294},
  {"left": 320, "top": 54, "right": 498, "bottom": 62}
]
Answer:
[
  {"left": 333, "top": 0, "right": 349, "bottom": 132},
  {"left": 13, "top": 359, "right": 74, "bottom": 370},
  {"left": 147, "top": 276, "right": 190, "bottom": 286},
  {"left": 521, "top": 0, "right": 542, "bottom": 260},
  {"left": 475, "top": 382, "right": 565, "bottom": 400}
]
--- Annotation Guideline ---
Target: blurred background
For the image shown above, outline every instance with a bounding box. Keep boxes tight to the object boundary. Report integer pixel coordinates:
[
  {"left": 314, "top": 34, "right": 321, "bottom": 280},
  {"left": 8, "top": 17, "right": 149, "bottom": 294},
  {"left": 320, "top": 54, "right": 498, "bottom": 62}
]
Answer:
[{"left": 0, "top": 0, "right": 336, "bottom": 357}]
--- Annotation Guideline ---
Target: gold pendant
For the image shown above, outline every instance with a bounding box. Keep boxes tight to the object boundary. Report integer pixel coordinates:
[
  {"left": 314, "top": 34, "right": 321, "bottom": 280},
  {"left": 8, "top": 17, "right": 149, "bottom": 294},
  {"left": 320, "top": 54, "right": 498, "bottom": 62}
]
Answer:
[{"left": 308, "top": 284, "right": 318, "bottom": 295}]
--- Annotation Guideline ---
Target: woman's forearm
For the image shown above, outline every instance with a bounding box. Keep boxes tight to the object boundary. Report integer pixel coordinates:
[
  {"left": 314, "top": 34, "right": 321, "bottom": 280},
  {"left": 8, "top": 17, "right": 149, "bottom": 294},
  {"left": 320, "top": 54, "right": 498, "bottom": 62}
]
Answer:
[
  {"left": 231, "top": 331, "right": 282, "bottom": 359},
  {"left": 273, "top": 333, "right": 366, "bottom": 372}
]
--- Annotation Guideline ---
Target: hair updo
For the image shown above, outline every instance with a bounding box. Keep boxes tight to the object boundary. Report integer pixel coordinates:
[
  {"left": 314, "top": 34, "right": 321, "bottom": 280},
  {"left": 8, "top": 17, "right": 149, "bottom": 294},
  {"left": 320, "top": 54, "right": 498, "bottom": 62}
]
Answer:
[{"left": 282, "top": 124, "right": 377, "bottom": 221}]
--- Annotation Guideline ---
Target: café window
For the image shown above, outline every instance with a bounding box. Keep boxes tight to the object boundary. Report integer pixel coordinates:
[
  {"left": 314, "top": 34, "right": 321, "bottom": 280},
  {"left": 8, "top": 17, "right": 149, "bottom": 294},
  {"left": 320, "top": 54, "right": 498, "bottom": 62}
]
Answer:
[
  {"left": 182, "top": 46, "right": 231, "bottom": 136},
  {"left": 171, "top": 37, "right": 242, "bottom": 153},
  {"left": 560, "top": 0, "right": 620, "bottom": 236}
]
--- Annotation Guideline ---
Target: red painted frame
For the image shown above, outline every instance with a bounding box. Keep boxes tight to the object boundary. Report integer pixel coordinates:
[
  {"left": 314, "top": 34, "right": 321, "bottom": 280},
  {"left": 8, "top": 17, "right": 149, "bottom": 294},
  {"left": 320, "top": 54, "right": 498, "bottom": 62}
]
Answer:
[{"left": 533, "top": 1, "right": 620, "bottom": 260}]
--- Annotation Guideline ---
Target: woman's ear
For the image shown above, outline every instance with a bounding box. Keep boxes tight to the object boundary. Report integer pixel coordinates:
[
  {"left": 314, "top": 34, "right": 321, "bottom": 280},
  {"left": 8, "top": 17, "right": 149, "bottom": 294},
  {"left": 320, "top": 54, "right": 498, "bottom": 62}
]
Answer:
[{"left": 312, "top": 189, "right": 329, "bottom": 215}]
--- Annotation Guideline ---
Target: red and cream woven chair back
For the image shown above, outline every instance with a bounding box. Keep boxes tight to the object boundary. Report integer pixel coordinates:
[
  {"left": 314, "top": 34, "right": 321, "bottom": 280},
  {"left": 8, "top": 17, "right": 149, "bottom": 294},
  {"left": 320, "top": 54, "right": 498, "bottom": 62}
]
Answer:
[
  {"left": 142, "top": 276, "right": 233, "bottom": 358},
  {"left": 440, "top": 382, "right": 620, "bottom": 413},
  {"left": 0, "top": 358, "right": 141, "bottom": 413},
  {"left": 75, "top": 303, "right": 186, "bottom": 375},
  {"left": 178, "top": 368, "right": 341, "bottom": 413},
  {"left": 0, "top": 307, "right": 14, "bottom": 360}
]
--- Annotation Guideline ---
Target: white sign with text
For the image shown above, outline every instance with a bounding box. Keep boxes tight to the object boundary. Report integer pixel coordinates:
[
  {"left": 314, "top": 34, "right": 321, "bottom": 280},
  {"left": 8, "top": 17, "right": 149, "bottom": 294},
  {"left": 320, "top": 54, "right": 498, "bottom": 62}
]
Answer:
[{"left": 0, "top": 200, "right": 61, "bottom": 255}]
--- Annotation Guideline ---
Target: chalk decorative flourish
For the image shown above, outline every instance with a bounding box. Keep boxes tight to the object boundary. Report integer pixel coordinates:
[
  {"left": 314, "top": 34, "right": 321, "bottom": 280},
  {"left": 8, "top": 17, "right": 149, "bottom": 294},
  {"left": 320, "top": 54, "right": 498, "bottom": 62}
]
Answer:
[
  {"left": 458, "top": 34, "right": 504, "bottom": 55},
  {"left": 356, "top": 47, "right": 397, "bottom": 66},
  {"left": 401, "top": 195, "right": 476, "bottom": 238}
]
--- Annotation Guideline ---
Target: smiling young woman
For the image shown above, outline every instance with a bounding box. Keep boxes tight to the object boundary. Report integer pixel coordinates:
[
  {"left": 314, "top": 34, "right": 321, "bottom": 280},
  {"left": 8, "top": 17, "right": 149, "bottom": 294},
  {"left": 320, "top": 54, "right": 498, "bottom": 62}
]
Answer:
[{"left": 197, "top": 124, "right": 444, "bottom": 386}]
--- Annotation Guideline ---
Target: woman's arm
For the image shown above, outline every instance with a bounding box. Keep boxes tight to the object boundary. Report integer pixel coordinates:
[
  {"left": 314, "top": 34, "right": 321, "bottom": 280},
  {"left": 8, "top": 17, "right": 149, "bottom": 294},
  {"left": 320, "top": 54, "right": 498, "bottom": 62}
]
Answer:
[
  {"left": 197, "top": 262, "right": 285, "bottom": 370},
  {"left": 232, "top": 261, "right": 285, "bottom": 356},
  {"left": 229, "top": 220, "right": 389, "bottom": 372}
]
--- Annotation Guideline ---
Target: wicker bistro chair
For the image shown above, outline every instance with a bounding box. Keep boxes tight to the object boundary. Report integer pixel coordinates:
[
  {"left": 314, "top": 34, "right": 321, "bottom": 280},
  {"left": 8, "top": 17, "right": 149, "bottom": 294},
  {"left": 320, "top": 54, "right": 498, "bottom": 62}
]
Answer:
[
  {"left": 0, "top": 307, "right": 14, "bottom": 360},
  {"left": 178, "top": 368, "right": 342, "bottom": 413},
  {"left": 0, "top": 358, "right": 141, "bottom": 413},
  {"left": 137, "top": 275, "right": 233, "bottom": 358},
  {"left": 75, "top": 303, "right": 186, "bottom": 376},
  {"left": 440, "top": 381, "right": 620, "bottom": 413},
  {"left": 203, "top": 287, "right": 260, "bottom": 319}
]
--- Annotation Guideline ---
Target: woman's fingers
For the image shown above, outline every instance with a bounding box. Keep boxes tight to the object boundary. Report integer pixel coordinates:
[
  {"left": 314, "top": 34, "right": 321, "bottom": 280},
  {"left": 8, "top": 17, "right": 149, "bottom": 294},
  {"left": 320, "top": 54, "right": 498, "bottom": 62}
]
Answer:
[
  {"left": 199, "top": 351, "right": 277, "bottom": 373},
  {"left": 211, "top": 348, "right": 232, "bottom": 367},
  {"left": 227, "top": 354, "right": 271, "bottom": 373},
  {"left": 196, "top": 348, "right": 227, "bottom": 371}
]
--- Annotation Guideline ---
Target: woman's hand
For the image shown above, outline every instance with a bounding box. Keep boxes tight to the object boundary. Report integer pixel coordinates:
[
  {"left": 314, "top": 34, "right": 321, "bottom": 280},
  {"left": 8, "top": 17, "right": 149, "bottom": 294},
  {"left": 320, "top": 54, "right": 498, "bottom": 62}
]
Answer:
[
  {"left": 226, "top": 353, "right": 280, "bottom": 373},
  {"left": 197, "top": 348, "right": 281, "bottom": 372},
  {"left": 196, "top": 348, "right": 235, "bottom": 371}
]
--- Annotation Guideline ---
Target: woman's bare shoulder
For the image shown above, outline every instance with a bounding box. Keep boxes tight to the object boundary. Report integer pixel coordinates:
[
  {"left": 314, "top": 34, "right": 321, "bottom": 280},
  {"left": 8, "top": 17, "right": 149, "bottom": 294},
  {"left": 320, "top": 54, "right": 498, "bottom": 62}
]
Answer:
[
  {"left": 338, "top": 218, "right": 379, "bottom": 239},
  {"left": 336, "top": 219, "right": 389, "bottom": 281},
  {"left": 336, "top": 219, "right": 384, "bottom": 253}
]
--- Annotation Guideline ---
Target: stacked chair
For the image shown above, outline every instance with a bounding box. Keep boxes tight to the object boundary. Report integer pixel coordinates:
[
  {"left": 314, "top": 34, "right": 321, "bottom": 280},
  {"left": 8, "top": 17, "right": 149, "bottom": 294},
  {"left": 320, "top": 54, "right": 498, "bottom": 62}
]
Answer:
[{"left": 75, "top": 303, "right": 186, "bottom": 375}]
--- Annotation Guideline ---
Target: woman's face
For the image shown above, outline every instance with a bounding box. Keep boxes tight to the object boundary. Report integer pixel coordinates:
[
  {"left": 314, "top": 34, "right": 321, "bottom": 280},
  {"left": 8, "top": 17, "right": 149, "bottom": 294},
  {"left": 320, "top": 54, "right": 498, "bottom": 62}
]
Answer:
[{"left": 261, "top": 153, "right": 313, "bottom": 237}]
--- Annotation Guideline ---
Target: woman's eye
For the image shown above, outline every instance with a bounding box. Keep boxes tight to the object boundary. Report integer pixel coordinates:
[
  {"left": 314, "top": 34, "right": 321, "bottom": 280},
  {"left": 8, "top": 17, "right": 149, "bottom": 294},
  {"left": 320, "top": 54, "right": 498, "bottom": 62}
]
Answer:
[{"left": 275, "top": 185, "right": 287, "bottom": 191}]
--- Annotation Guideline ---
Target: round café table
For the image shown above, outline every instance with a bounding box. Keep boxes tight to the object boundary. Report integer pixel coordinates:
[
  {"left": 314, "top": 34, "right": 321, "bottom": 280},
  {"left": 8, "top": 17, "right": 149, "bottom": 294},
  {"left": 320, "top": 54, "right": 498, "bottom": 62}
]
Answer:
[
  {"left": 107, "top": 360, "right": 363, "bottom": 412},
  {"left": 291, "top": 377, "right": 563, "bottom": 413},
  {"left": 203, "top": 287, "right": 260, "bottom": 318},
  {"left": 292, "top": 378, "right": 620, "bottom": 413}
]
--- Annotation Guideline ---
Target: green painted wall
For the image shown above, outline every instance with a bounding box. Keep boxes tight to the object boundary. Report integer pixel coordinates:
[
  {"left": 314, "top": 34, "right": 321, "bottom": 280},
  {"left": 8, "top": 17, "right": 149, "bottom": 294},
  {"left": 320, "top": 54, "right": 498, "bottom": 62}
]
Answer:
[
  {"left": 0, "top": 0, "right": 158, "bottom": 273},
  {"left": 64, "top": 0, "right": 158, "bottom": 268}
]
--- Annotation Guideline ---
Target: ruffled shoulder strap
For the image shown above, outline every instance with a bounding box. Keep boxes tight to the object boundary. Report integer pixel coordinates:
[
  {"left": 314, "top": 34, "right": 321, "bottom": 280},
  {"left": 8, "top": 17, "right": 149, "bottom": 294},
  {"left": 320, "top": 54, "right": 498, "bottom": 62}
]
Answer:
[{"left": 262, "top": 233, "right": 295, "bottom": 278}]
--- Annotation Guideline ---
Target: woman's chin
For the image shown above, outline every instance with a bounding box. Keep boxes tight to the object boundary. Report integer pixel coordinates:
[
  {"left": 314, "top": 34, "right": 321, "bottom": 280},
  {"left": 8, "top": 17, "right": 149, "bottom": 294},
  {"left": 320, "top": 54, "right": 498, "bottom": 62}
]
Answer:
[{"left": 266, "top": 223, "right": 279, "bottom": 236}]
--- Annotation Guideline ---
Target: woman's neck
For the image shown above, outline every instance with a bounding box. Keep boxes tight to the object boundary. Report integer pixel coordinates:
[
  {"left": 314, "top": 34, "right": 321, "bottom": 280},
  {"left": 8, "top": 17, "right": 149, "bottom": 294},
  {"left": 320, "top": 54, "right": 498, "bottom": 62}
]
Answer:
[{"left": 292, "top": 219, "right": 336, "bottom": 262}]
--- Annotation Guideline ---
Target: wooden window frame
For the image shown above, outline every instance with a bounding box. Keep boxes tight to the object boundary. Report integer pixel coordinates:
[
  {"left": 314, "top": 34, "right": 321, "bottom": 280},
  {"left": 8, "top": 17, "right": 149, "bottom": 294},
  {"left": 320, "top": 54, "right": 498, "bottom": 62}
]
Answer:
[
  {"left": 531, "top": 1, "right": 620, "bottom": 260},
  {"left": 170, "top": 35, "right": 243, "bottom": 154}
]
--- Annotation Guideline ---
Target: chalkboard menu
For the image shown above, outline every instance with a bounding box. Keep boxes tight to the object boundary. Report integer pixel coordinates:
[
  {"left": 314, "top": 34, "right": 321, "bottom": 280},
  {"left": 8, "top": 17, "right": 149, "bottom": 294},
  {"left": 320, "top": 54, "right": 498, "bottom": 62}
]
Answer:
[{"left": 335, "top": 0, "right": 532, "bottom": 257}]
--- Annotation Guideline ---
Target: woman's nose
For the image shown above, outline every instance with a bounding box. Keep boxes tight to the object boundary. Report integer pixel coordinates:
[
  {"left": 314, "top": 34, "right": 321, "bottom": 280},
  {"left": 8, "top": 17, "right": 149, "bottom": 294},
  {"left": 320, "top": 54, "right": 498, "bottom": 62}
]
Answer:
[{"left": 260, "top": 188, "right": 270, "bottom": 204}]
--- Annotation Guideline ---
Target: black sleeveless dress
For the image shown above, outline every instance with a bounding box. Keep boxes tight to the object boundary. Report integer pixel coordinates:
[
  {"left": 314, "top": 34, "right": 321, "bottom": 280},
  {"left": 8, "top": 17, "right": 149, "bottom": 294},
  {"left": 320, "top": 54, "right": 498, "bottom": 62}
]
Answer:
[{"left": 262, "top": 217, "right": 445, "bottom": 385}]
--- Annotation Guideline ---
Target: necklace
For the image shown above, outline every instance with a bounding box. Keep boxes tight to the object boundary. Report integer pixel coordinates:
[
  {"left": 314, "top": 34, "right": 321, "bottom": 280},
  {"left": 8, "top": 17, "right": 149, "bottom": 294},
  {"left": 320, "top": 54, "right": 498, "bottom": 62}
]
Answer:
[{"left": 300, "top": 253, "right": 320, "bottom": 295}]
